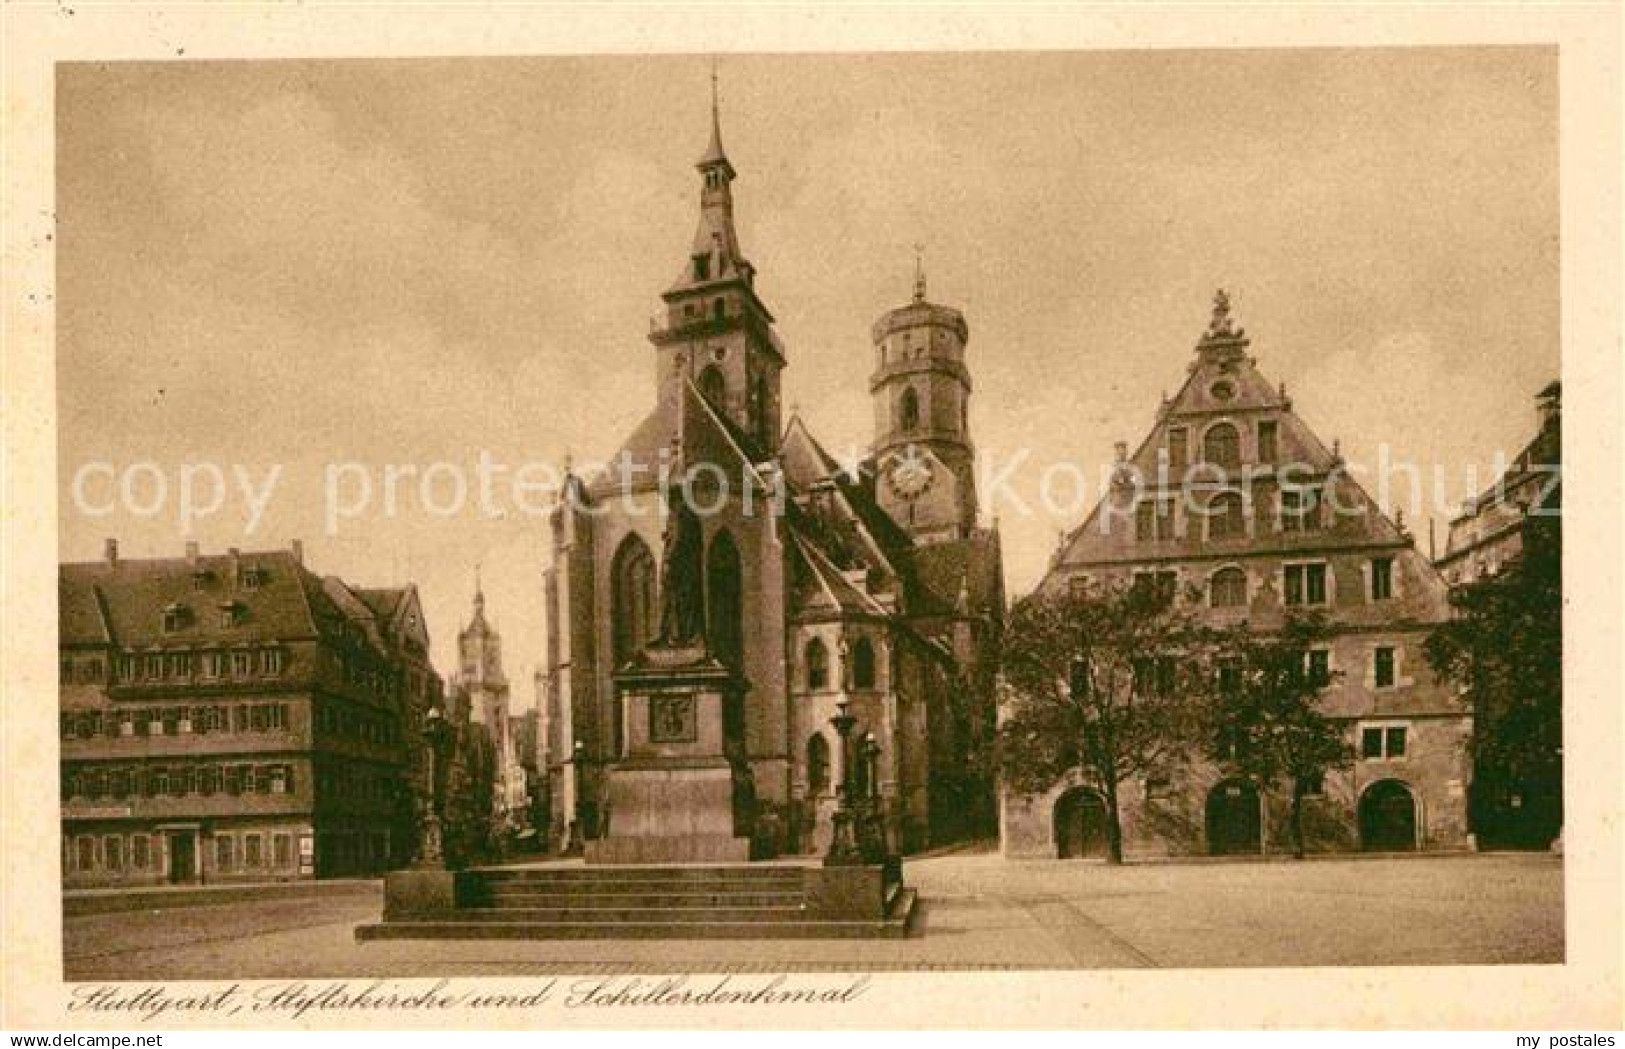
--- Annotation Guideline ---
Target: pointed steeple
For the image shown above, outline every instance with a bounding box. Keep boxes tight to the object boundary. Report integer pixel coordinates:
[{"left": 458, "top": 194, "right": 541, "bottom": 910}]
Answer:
[
  {"left": 466, "top": 564, "right": 490, "bottom": 635},
  {"left": 697, "top": 59, "right": 733, "bottom": 176}
]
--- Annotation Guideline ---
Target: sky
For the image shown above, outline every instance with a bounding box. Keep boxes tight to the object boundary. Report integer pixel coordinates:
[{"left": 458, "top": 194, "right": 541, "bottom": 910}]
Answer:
[{"left": 57, "top": 49, "right": 1559, "bottom": 705}]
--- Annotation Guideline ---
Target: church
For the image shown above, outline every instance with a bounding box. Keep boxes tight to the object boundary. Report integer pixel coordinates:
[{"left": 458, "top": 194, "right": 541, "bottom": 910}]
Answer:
[{"left": 541, "top": 95, "right": 1004, "bottom": 858}]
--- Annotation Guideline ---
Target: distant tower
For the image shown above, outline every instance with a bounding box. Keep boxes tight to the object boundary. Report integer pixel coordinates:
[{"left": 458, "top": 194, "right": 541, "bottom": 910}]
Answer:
[
  {"left": 871, "top": 252, "right": 978, "bottom": 543},
  {"left": 647, "top": 68, "right": 784, "bottom": 451},
  {"left": 458, "top": 570, "right": 509, "bottom": 732}
]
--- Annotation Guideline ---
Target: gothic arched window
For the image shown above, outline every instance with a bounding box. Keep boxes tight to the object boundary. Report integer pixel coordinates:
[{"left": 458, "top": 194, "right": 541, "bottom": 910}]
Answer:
[
  {"left": 851, "top": 637, "right": 876, "bottom": 690},
  {"left": 1203, "top": 422, "right": 1241, "bottom": 468},
  {"left": 806, "top": 733, "right": 830, "bottom": 796},
  {"left": 898, "top": 386, "right": 921, "bottom": 432},
  {"left": 1210, "top": 566, "right": 1247, "bottom": 608},
  {"left": 805, "top": 637, "right": 829, "bottom": 692},
  {"left": 698, "top": 365, "right": 726, "bottom": 407},
  {"left": 1206, "top": 491, "right": 1246, "bottom": 540},
  {"left": 611, "top": 534, "right": 656, "bottom": 666}
]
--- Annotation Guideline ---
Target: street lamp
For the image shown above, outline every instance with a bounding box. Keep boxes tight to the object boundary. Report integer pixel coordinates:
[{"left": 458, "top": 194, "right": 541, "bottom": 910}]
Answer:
[
  {"left": 569, "top": 739, "right": 586, "bottom": 855},
  {"left": 857, "top": 730, "right": 888, "bottom": 863},
  {"left": 415, "top": 705, "right": 450, "bottom": 871},
  {"left": 824, "top": 700, "right": 862, "bottom": 865}
]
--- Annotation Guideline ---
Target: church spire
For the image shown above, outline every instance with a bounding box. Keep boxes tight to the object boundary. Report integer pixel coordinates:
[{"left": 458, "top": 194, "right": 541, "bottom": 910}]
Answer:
[{"left": 698, "top": 58, "right": 732, "bottom": 175}]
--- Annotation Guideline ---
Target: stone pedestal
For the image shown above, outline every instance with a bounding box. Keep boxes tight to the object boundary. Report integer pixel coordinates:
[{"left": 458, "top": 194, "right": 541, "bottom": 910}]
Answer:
[{"left": 587, "top": 647, "right": 749, "bottom": 864}]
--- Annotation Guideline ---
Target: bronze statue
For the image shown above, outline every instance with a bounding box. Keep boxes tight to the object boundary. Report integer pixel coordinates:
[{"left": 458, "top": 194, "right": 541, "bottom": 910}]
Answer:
[{"left": 655, "top": 478, "right": 707, "bottom": 648}]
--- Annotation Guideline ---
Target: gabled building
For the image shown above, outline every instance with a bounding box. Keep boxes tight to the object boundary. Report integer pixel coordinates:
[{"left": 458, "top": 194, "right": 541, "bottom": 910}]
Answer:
[
  {"left": 58, "top": 540, "right": 439, "bottom": 886},
  {"left": 1003, "top": 293, "right": 1469, "bottom": 858},
  {"left": 1438, "top": 381, "right": 1561, "bottom": 586},
  {"left": 542, "top": 94, "right": 1003, "bottom": 857}
]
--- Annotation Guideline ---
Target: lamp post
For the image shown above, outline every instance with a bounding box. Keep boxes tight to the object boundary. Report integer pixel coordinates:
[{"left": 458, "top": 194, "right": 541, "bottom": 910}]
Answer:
[
  {"left": 824, "top": 699, "right": 862, "bottom": 865},
  {"left": 858, "top": 730, "right": 887, "bottom": 862},
  {"left": 569, "top": 739, "right": 586, "bottom": 855},
  {"left": 415, "top": 705, "right": 450, "bottom": 871}
]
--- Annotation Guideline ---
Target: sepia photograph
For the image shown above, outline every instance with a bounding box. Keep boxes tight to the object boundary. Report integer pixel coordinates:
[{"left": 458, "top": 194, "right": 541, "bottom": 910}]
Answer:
[{"left": 4, "top": 2, "right": 1621, "bottom": 1033}]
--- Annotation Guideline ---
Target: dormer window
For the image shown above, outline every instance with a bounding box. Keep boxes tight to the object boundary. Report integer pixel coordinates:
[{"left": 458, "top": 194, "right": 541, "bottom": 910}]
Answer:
[
  {"left": 218, "top": 601, "right": 245, "bottom": 628},
  {"left": 692, "top": 253, "right": 711, "bottom": 281},
  {"left": 713, "top": 297, "right": 725, "bottom": 321},
  {"left": 161, "top": 603, "right": 190, "bottom": 634},
  {"left": 239, "top": 566, "right": 265, "bottom": 590},
  {"left": 191, "top": 570, "right": 210, "bottom": 591}
]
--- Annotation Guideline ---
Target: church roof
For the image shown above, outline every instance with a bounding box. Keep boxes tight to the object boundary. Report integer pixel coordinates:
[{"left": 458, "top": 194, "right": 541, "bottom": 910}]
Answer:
[{"left": 908, "top": 529, "right": 1005, "bottom": 617}]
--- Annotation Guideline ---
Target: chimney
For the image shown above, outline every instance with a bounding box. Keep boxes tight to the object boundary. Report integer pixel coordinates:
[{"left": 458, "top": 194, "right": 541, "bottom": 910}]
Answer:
[
  {"left": 185, "top": 540, "right": 200, "bottom": 565},
  {"left": 290, "top": 539, "right": 304, "bottom": 566},
  {"left": 104, "top": 538, "right": 118, "bottom": 568}
]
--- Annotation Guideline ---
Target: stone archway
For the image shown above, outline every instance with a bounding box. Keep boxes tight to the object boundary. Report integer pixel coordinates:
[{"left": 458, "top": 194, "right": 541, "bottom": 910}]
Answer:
[
  {"left": 1053, "top": 787, "right": 1109, "bottom": 859},
  {"left": 1206, "top": 778, "right": 1262, "bottom": 855},
  {"left": 1359, "top": 779, "right": 1419, "bottom": 852}
]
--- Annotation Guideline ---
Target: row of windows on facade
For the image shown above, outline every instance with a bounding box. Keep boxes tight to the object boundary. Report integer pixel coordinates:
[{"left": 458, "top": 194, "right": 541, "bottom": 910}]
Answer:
[
  {"left": 1164, "top": 419, "right": 1280, "bottom": 470},
  {"left": 63, "top": 762, "right": 295, "bottom": 800},
  {"left": 61, "top": 702, "right": 290, "bottom": 740},
  {"left": 799, "top": 636, "right": 878, "bottom": 693},
  {"left": 1106, "top": 557, "right": 1393, "bottom": 611},
  {"left": 104, "top": 647, "right": 286, "bottom": 685},
  {"left": 879, "top": 327, "right": 956, "bottom": 369},
  {"left": 311, "top": 765, "right": 402, "bottom": 805},
  {"left": 159, "top": 599, "right": 256, "bottom": 633},
  {"left": 1210, "top": 725, "right": 1408, "bottom": 779},
  {"left": 312, "top": 701, "right": 402, "bottom": 747},
  {"left": 65, "top": 829, "right": 297, "bottom": 874},
  {"left": 1116, "top": 641, "right": 1401, "bottom": 698},
  {"left": 1132, "top": 486, "right": 1344, "bottom": 543}
]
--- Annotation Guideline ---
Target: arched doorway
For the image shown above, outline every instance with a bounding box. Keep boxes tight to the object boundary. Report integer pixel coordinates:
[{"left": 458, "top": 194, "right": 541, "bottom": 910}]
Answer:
[
  {"left": 1206, "top": 778, "right": 1262, "bottom": 855},
  {"left": 1359, "top": 779, "right": 1418, "bottom": 851},
  {"left": 1053, "top": 787, "right": 1109, "bottom": 859}
]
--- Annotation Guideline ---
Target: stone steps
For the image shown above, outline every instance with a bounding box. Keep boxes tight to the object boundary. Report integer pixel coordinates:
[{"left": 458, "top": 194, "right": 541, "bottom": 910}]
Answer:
[
  {"left": 357, "top": 864, "right": 916, "bottom": 941},
  {"left": 356, "top": 888, "right": 916, "bottom": 941}
]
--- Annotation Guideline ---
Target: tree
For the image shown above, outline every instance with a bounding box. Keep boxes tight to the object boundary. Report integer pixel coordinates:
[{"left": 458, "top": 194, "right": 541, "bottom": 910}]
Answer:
[
  {"left": 1426, "top": 514, "right": 1562, "bottom": 847},
  {"left": 996, "top": 580, "right": 1223, "bottom": 863},
  {"left": 1211, "top": 613, "right": 1354, "bottom": 859}
]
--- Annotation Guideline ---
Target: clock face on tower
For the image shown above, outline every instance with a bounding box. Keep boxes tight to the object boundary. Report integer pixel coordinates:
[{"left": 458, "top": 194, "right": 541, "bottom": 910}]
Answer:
[{"left": 884, "top": 447, "right": 937, "bottom": 502}]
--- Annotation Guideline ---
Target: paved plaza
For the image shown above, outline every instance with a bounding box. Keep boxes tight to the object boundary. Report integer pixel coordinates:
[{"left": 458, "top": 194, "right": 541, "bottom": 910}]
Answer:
[{"left": 62, "top": 851, "right": 1563, "bottom": 980}]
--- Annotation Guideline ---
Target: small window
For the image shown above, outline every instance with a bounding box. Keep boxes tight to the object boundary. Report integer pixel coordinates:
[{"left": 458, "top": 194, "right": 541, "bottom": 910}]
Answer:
[
  {"left": 713, "top": 297, "right": 725, "bottom": 321},
  {"left": 216, "top": 836, "right": 235, "bottom": 872},
  {"left": 1167, "top": 427, "right": 1188, "bottom": 470},
  {"left": 245, "top": 834, "right": 263, "bottom": 868},
  {"left": 199, "top": 767, "right": 222, "bottom": 795},
  {"left": 263, "top": 648, "right": 285, "bottom": 676},
  {"left": 1210, "top": 567, "right": 1247, "bottom": 608},
  {"left": 1284, "top": 563, "right": 1328, "bottom": 607},
  {"left": 1257, "top": 420, "right": 1279, "bottom": 463},
  {"left": 1132, "top": 570, "right": 1178, "bottom": 605},
  {"left": 851, "top": 638, "right": 876, "bottom": 690},
  {"left": 806, "top": 734, "right": 830, "bottom": 796},
  {"left": 1206, "top": 492, "right": 1246, "bottom": 540},
  {"left": 273, "top": 834, "right": 293, "bottom": 868},
  {"left": 241, "top": 568, "right": 263, "bottom": 590},
  {"left": 692, "top": 253, "right": 711, "bottom": 281},
  {"left": 143, "top": 654, "right": 164, "bottom": 679},
  {"left": 805, "top": 638, "right": 829, "bottom": 692},
  {"left": 1282, "top": 487, "right": 1322, "bottom": 532},
  {"left": 1203, "top": 423, "right": 1240, "bottom": 469},
  {"left": 1361, "top": 724, "right": 1408, "bottom": 760},
  {"left": 1305, "top": 649, "right": 1331, "bottom": 688},
  {"left": 131, "top": 835, "right": 150, "bottom": 871},
  {"left": 1374, "top": 646, "right": 1396, "bottom": 689},
  {"left": 77, "top": 837, "right": 95, "bottom": 871},
  {"left": 231, "top": 651, "right": 253, "bottom": 677},
  {"left": 1370, "top": 557, "right": 1394, "bottom": 601},
  {"left": 161, "top": 605, "right": 188, "bottom": 633},
  {"left": 898, "top": 387, "right": 921, "bottom": 432},
  {"left": 103, "top": 836, "right": 123, "bottom": 872}
]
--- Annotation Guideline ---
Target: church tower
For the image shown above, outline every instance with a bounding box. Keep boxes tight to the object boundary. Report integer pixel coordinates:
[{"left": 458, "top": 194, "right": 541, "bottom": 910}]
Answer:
[
  {"left": 648, "top": 74, "right": 784, "bottom": 453},
  {"left": 870, "top": 260, "right": 978, "bottom": 543},
  {"left": 458, "top": 573, "right": 510, "bottom": 733}
]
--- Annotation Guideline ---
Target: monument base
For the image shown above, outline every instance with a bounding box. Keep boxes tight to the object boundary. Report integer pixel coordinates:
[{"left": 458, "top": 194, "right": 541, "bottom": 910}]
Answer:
[{"left": 590, "top": 757, "right": 750, "bottom": 864}]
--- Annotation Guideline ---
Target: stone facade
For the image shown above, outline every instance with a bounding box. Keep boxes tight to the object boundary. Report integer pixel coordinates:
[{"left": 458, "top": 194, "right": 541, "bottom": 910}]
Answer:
[
  {"left": 543, "top": 100, "right": 1002, "bottom": 858},
  {"left": 1002, "top": 294, "right": 1470, "bottom": 859},
  {"left": 58, "top": 541, "right": 440, "bottom": 887}
]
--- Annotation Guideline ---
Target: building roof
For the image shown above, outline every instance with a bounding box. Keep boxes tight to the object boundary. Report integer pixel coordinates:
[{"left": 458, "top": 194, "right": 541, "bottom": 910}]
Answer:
[{"left": 59, "top": 546, "right": 414, "bottom": 656}]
